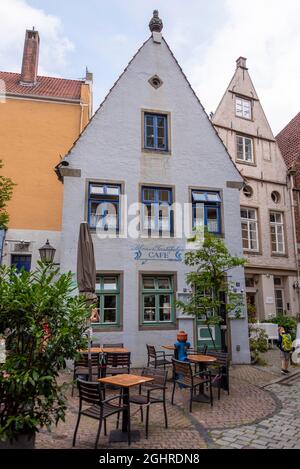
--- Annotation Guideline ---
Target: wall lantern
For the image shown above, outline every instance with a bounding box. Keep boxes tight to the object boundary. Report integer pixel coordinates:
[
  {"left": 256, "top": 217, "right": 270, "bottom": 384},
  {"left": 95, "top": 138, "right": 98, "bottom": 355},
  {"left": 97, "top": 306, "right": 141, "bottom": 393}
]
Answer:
[
  {"left": 293, "top": 281, "right": 300, "bottom": 291},
  {"left": 39, "top": 240, "right": 56, "bottom": 264}
]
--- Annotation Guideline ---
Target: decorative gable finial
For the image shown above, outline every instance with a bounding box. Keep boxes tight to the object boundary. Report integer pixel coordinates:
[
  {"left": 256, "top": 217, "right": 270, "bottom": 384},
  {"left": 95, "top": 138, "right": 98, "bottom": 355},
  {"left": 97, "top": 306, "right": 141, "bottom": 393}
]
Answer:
[{"left": 149, "top": 10, "right": 163, "bottom": 33}]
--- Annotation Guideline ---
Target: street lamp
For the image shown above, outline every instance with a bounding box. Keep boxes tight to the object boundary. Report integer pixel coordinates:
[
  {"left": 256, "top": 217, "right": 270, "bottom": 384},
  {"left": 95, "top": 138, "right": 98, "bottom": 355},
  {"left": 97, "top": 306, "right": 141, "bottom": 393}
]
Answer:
[{"left": 39, "top": 240, "right": 56, "bottom": 264}]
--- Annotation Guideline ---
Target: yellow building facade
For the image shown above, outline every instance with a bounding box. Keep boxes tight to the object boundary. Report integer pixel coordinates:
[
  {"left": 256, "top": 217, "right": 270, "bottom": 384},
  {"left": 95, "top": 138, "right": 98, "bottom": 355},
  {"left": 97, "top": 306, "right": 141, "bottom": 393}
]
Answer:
[{"left": 0, "top": 29, "right": 92, "bottom": 270}]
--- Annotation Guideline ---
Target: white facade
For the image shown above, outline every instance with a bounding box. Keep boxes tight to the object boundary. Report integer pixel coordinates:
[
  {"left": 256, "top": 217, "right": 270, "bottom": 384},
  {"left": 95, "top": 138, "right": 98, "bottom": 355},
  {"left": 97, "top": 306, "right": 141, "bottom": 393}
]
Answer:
[
  {"left": 60, "top": 33, "right": 251, "bottom": 366},
  {"left": 212, "top": 57, "right": 299, "bottom": 321}
]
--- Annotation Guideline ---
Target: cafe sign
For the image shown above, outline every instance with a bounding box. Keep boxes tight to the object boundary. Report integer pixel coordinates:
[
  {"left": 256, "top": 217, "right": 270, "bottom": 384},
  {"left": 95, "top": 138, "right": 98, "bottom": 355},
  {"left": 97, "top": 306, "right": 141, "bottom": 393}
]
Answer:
[{"left": 132, "top": 244, "right": 185, "bottom": 265}]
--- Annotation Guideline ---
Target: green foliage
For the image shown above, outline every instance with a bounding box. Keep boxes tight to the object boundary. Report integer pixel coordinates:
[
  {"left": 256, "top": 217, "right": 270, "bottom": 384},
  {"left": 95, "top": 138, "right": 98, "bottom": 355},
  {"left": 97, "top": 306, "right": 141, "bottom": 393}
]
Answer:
[
  {"left": 0, "top": 262, "right": 90, "bottom": 442},
  {"left": 0, "top": 160, "right": 15, "bottom": 230},
  {"left": 249, "top": 327, "right": 269, "bottom": 363},
  {"left": 176, "top": 231, "right": 246, "bottom": 347},
  {"left": 265, "top": 315, "right": 298, "bottom": 340}
]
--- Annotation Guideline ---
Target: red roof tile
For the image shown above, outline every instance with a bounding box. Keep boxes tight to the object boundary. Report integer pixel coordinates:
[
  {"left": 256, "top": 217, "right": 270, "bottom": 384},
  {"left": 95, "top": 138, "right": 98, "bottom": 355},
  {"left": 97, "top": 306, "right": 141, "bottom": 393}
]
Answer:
[
  {"left": 0, "top": 71, "right": 83, "bottom": 101},
  {"left": 276, "top": 112, "right": 300, "bottom": 169}
]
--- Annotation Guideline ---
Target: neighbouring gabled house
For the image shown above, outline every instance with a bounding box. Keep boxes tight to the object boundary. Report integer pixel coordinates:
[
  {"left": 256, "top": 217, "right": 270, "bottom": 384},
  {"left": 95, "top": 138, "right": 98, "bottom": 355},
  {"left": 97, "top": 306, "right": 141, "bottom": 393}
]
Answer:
[
  {"left": 0, "top": 29, "right": 92, "bottom": 270},
  {"left": 212, "top": 57, "right": 299, "bottom": 321},
  {"left": 57, "top": 11, "right": 250, "bottom": 366},
  {"left": 277, "top": 113, "right": 300, "bottom": 272}
]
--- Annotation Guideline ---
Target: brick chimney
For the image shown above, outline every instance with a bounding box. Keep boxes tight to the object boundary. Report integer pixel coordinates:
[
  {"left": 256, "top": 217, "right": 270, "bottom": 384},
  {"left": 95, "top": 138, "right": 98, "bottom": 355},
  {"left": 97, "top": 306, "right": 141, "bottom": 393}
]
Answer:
[{"left": 20, "top": 29, "right": 40, "bottom": 86}]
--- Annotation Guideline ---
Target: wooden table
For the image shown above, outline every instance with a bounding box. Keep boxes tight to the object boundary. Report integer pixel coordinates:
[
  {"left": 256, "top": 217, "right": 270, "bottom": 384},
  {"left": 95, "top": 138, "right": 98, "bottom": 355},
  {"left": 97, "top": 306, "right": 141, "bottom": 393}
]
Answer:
[
  {"left": 162, "top": 345, "right": 195, "bottom": 351},
  {"left": 101, "top": 348, "right": 129, "bottom": 354},
  {"left": 188, "top": 354, "right": 217, "bottom": 403},
  {"left": 98, "top": 374, "right": 154, "bottom": 442},
  {"left": 79, "top": 347, "right": 128, "bottom": 354}
]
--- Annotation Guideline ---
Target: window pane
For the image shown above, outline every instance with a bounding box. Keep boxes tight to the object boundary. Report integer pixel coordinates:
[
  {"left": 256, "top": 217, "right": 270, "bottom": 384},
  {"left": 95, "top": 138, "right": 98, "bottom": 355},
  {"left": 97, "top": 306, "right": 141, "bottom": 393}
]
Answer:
[
  {"left": 143, "top": 295, "right": 156, "bottom": 322},
  {"left": 245, "top": 139, "right": 253, "bottom": 161},
  {"left": 106, "top": 186, "right": 120, "bottom": 196},
  {"left": 143, "top": 204, "right": 155, "bottom": 230},
  {"left": 143, "top": 277, "right": 155, "bottom": 289},
  {"left": 103, "top": 296, "right": 117, "bottom": 323},
  {"left": 206, "top": 207, "right": 219, "bottom": 233},
  {"left": 157, "top": 278, "right": 171, "bottom": 290},
  {"left": 90, "top": 184, "right": 104, "bottom": 195},
  {"left": 103, "top": 277, "right": 117, "bottom": 290},
  {"left": 146, "top": 115, "right": 154, "bottom": 126},
  {"left": 236, "top": 136, "right": 244, "bottom": 160},
  {"left": 90, "top": 201, "right": 102, "bottom": 227},
  {"left": 192, "top": 192, "right": 207, "bottom": 203},
  {"left": 104, "top": 296, "right": 116, "bottom": 309},
  {"left": 159, "top": 205, "right": 171, "bottom": 231},
  {"left": 104, "top": 202, "right": 118, "bottom": 229},
  {"left": 143, "top": 188, "right": 155, "bottom": 202},
  {"left": 159, "top": 294, "right": 171, "bottom": 322},
  {"left": 158, "top": 189, "right": 170, "bottom": 203}
]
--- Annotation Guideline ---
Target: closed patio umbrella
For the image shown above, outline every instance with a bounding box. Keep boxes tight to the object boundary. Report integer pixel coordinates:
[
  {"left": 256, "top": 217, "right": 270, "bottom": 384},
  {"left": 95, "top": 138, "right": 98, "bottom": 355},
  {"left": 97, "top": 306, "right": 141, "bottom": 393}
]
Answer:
[
  {"left": 77, "top": 222, "right": 97, "bottom": 303},
  {"left": 77, "top": 222, "right": 98, "bottom": 365}
]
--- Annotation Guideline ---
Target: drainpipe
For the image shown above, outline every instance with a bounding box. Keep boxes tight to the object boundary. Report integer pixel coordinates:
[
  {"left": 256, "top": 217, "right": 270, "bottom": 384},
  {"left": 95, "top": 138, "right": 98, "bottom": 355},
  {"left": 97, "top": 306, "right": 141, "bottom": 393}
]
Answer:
[
  {"left": 0, "top": 229, "right": 6, "bottom": 265},
  {"left": 287, "top": 169, "right": 300, "bottom": 313}
]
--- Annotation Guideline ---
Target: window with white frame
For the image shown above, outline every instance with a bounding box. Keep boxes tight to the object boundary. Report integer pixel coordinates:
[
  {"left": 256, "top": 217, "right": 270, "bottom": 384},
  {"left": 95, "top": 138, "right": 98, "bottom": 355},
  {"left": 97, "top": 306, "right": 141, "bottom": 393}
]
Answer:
[
  {"left": 236, "top": 135, "right": 254, "bottom": 163},
  {"left": 235, "top": 97, "right": 252, "bottom": 119},
  {"left": 241, "top": 208, "right": 259, "bottom": 251},
  {"left": 88, "top": 183, "right": 121, "bottom": 232},
  {"left": 270, "top": 212, "right": 285, "bottom": 254}
]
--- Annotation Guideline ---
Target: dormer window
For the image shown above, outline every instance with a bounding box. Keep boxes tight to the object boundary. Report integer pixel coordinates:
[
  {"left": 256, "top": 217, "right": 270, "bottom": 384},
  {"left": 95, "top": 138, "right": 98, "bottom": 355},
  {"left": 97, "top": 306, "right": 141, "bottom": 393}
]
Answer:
[{"left": 235, "top": 97, "right": 252, "bottom": 120}]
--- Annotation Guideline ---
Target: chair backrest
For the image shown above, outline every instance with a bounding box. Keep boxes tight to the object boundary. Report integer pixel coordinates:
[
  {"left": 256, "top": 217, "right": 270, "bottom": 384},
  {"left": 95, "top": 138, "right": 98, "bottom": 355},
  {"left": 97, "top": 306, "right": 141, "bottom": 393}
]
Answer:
[
  {"left": 75, "top": 352, "right": 99, "bottom": 368},
  {"left": 92, "top": 342, "right": 101, "bottom": 348},
  {"left": 141, "top": 367, "right": 168, "bottom": 387},
  {"left": 103, "top": 343, "right": 124, "bottom": 349},
  {"left": 172, "top": 358, "right": 193, "bottom": 387},
  {"left": 207, "top": 350, "right": 229, "bottom": 367},
  {"left": 201, "top": 345, "right": 208, "bottom": 355},
  {"left": 146, "top": 344, "right": 157, "bottom": 359},
  {"left": 77, "top": 379, "right": 103, "bottom": 405},
  {"left": 106, "top": 352, "right": 131, "bottom": 368}
]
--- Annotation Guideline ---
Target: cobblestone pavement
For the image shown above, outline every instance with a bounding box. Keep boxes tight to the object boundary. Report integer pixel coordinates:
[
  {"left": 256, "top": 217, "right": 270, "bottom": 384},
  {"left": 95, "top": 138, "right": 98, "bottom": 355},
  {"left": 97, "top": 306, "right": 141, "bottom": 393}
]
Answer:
[
  {"left": 210, "top": 350, "right": 300, "bottom": 449},
  {"left": 35, "top": 350, "right": 296, "bottom": 450}
]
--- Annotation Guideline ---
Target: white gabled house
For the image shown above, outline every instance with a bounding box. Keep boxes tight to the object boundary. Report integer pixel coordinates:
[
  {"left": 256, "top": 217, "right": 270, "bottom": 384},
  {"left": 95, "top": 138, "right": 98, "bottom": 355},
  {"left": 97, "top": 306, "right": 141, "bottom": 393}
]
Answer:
[{"left": 58, "top": 11, "right": 251, "bottom": 366}]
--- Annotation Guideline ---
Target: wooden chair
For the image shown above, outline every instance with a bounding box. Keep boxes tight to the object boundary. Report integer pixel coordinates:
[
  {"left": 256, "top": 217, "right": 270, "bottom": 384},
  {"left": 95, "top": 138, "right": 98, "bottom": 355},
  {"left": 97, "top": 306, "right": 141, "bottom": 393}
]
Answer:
[
  {"left": 171, "top": 358, "right": 213, "bottom": 412},
  {"left": 103, "top": 343, "right": 124, "bottom": 349},
  {"left": 187, "top": 345, "right": 208, "bottom": 356},
  {"left": 205, "top": 351, "right": 230, "bottom": 400},
  {"left": 72, "top": 353, "right": 100, "bottom": 396},
  {"left": 105, "top": 352, "right": 131, "bottom": 376},
  {"left": 72, "top": 379, "right": 130, "bottom": 448},
  {"left": 146, "top": 345, "right": 172, "bottom": 369},
  {"left": 128, "top": 368, "right": 168, "bottom": 439}
]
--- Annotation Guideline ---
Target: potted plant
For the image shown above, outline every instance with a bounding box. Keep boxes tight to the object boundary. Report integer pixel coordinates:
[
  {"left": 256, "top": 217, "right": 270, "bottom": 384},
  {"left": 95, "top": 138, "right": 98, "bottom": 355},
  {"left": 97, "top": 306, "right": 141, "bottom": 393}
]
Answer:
[
  {"left": 0, "top": 262, "right": 90, "bottom": 448},
  {"left": 249, "top": 326, "right": 269, "bottom": 364}
]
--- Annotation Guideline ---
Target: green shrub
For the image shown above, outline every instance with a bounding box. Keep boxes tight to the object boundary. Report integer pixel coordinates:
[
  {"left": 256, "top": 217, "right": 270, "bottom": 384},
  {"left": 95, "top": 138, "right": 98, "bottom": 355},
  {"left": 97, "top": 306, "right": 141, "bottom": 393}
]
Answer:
[
  {"left": 265, "top": 315, "right": 298, "bottom": 340},
  {"left": 0, "top": 263, "right": 90, "bottom": 442},
  {"left": 249, "top": 327, "right": 269, "bottom": 363}
]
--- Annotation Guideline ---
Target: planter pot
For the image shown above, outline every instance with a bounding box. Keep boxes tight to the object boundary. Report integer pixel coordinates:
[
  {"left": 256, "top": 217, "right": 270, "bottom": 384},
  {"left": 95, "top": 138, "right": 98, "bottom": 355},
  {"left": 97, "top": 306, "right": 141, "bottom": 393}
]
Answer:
[{"left": 0, "top": 433, "right": 35, "bottom": 449}]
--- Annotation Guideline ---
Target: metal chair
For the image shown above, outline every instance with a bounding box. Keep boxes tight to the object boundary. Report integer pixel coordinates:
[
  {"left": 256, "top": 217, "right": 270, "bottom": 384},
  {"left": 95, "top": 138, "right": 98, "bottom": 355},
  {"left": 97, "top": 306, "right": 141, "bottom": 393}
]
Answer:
[
  {"left": 105, "top": 352, "right": 131, "bottom": 376},
  {"left": 171, "top": 358, "right": 213, "bottom": 412},
  {"left": 146, "top": 345, "right": 172, "bottom": 369},
  {"left": 103, "top": 343, "right": 124, "bottom": 349},
  {"left": 128, "top": 368, "right": 168, "bottom": 439},
  {"left": 187, "top": 345, "right": 208, "bottom": 356},
  {"left": 205, "top": 351, "right": 230, "bottom": 400},
  {"left": 72, "top": 379, "right": 130, "bottom": 448},
  {"left": 72, "top": 352, "right": 100, "bottom": 396}
]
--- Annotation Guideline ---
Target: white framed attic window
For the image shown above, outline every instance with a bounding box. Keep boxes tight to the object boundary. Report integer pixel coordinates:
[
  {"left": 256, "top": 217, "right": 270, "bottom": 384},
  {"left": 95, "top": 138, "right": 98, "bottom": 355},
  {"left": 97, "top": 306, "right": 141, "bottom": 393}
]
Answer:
[{"left": 235, "top": 97, "right": 252, "bottom": 120}]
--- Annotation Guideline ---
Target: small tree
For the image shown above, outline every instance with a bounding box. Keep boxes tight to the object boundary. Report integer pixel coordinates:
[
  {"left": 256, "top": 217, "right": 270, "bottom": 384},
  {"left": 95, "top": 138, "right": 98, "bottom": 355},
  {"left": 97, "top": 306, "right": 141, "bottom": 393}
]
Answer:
[
  {"left": 177, "top": 231, "right": 246, "bottom": 349},
  {"left": 0, "top": 262, "right": 90, "bottom": 444},
  {"left": 0, "top": 160, "right": 15, "bottom": 230}
]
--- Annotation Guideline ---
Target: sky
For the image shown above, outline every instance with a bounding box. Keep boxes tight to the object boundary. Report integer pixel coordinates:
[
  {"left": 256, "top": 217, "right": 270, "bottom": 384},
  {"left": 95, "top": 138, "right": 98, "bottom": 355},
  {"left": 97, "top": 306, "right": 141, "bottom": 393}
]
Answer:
[{"left": 0, "top": 0, "right": 299, "bottom": 134}]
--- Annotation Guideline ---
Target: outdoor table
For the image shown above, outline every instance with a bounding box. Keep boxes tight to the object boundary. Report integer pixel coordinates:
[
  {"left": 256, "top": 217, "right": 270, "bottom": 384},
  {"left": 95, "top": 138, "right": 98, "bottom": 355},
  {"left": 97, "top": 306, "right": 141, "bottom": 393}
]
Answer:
[
  {"left": 98, "top": 374, "right": 154, "bottom": 442},
  {"left": 188, "top": 354, "right": 217, "bottom": 403},
  {"left": 101, "top": 348, "right": 129, "bottom": 353},
  {"left": 79, "top": 347, "right": 103, "bottom": 354},
  {"left": 161, "top": 345, "right": 195, "bottom": 351}
]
